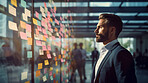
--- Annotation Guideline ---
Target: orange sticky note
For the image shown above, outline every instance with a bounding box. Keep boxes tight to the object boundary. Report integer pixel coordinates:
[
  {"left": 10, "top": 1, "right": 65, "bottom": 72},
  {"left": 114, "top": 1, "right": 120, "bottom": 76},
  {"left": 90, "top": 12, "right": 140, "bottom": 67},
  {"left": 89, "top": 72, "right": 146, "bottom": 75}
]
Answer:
[
  {"left": 25, "top": 81, "right": 30, "bottom": 83},
  {"left": 55, "top": 27, "right": 58, "bottom": 32},
  {"left": 11, "top": 0, "right": 17, "bottom": 7},
  {"left": 55, "top": 57, "right": 57, "bottom": 61},
  {"left": 44, "top": 60, "right": 49, "bottom": 65},
  {"left": 56, "top": 69, "right": 58, "bottom": 74},
  {"left": 28, "top": 38, "right": 32, "bottom": 45},
  {"left": 36, "top": 70, "right": 41, "bottom": 77},
  {"left": 20, "top": 21, "right": 26, "bottom": 29},
  {"left": 58, "top": 55, "right": 61, "bottom": 59},
  {"left": 50, "top": 18, "right": 53, "bottom": 22},
  {"left": 43, "top": 36, "right": 46, "bottom": 41},
  {"left": 38, "top": 63, "right": 43, "bottom": 69},
  {"left": 36, "top": 29, "right": 39, "bottom": 35}
]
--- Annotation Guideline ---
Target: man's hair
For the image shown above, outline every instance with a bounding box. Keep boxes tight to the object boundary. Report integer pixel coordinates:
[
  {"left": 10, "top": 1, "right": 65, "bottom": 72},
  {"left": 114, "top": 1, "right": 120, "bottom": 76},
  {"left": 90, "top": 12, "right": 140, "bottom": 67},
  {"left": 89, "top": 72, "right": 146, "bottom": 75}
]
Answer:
[{"left": 99, "top": 13, "right": 123, "bottom": 37}]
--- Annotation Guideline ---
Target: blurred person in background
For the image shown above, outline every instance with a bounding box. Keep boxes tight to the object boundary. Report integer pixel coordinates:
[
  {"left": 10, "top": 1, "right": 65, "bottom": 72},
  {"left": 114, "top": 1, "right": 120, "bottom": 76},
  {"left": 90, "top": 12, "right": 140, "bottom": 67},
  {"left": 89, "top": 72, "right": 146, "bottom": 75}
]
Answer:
[{"left": 91, "top": 47, "right": 99, "bottom": 67}]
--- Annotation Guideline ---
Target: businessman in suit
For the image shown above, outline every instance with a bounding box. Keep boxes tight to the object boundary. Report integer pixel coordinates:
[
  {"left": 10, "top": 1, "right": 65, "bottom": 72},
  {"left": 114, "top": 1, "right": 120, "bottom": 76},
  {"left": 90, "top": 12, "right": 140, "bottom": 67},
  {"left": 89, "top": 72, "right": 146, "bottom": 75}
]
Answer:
[{"left": 91, "top": 14, "right": 137, "bottom": 83}]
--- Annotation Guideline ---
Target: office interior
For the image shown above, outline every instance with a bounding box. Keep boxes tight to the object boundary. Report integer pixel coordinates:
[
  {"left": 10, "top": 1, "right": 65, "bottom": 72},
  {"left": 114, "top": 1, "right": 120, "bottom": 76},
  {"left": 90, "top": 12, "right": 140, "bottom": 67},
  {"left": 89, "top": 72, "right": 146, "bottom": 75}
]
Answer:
[{"left": 0, "top": 0, "right": 148, "bottom": 83}]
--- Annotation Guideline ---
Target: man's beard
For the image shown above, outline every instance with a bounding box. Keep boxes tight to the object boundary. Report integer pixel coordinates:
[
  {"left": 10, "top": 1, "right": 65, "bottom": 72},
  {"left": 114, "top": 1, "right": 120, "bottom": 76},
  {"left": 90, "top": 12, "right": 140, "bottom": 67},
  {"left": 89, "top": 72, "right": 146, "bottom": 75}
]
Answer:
[{"left": 96, "top": 30, "right": 109, "bottom": 42}]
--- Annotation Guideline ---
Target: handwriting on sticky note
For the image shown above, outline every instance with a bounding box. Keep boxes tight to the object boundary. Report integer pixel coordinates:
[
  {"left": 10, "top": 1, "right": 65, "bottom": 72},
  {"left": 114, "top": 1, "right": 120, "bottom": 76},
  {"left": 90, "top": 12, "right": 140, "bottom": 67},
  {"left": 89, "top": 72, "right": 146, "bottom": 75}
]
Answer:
[
  {"left": 38, "top": 63, "right": 43, "bottom": 69},
  {"left": 44, "top": 60, "right": 49, "bottom": 65},
  {"left": 21, "top": 72, "right": 27, "bottom": 80},
  {"left": 9, "top": 4, "right": 16, "bottom": 16},
  {"left": 43, "top": 75, "right": 47, "bottom": 82},
  {"left": 8, "top": 21, "right": 18, "bottom": 31}
]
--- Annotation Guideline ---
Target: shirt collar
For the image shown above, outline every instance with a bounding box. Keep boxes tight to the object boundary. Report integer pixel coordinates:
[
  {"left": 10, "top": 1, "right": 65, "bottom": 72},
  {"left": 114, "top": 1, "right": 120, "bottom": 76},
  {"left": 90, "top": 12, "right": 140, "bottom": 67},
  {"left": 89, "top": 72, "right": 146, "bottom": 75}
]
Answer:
[{"left": 101, "top": 39, "right": 118, "bottom": 52}]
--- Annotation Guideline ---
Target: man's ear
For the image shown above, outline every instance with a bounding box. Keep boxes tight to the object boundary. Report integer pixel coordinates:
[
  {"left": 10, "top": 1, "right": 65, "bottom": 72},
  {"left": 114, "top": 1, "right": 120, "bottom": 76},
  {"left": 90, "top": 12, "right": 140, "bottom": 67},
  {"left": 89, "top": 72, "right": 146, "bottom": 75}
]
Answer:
[{"left": 110, "top": 27, "right": 116, "bottom": 36}]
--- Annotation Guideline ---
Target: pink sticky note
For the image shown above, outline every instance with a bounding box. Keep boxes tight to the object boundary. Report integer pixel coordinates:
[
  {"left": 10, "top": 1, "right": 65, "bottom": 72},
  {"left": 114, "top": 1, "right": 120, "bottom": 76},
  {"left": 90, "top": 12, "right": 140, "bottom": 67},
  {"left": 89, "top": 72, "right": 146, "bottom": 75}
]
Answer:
[
  {"left": 37, "top": 25, "right": 42, "bottom": 31},
  {"left": 52, "top": 13, "right": 55, "bottom": 18},
  {"left": 52, "top": 36, "right": 56, "bottom": 40},
  {"left": 44, "top": 68, "right": 47, "bottom": 74},
  {"left": 35, "top": 11, "right": 39, "bottom": 18},
  {"left": 20, "top": 32, "right": 27, "bottom": 40},
  {"left": 26, "top": 24, "right": 31, "bottom": 32},
  {"left": 47, "top": 54, "right": 51, "bottom": 59},
  {"left": 47, "top": 46, "right": 51, "bottom": 50},
  {"left": 55, "top": 18, "right": 59, "bottom": 25},
  {"left": 42, "top": 28, "right": 46, "bottom": 34},
  {"left": 47, "top": 23, "right": 51, "bottom": 28},
  {"left": 44, "top": 34, "right": 48, "bottom": 38},
  {"left": 42, "top": 46, "right": 47, "bottom": 51},
  {"left": 61, "top": 58, "right": 64, "bottom": 62},
  {"left": 41, "top": 20, "right": 45, "bottom": 27},
  {"left": 36, "top": 29, "right": 39, "bottom": 35},
  {"left": 36, "top": 40, "right": 42, "bottom": 46},
  {"left": 60, "top": 16, "right": 62, "bottom": 21},
  {"left": 49, "top": 71, "right": 52, "bottom": 76}
]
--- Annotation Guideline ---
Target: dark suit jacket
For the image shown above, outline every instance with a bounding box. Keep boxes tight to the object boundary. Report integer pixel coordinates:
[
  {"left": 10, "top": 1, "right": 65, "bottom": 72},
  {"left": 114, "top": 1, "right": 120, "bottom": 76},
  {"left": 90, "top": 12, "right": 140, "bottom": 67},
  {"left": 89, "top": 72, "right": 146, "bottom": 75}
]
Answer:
[{"left": 91, "top": 42, "right": 137, "bottom": 83}]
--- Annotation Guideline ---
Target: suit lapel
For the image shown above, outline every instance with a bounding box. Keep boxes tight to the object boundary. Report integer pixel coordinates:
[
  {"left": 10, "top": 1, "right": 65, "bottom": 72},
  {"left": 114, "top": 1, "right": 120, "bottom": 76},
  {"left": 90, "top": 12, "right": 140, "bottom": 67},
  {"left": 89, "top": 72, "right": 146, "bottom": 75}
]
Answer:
[{"left": 95, "top": 42, "right": 120, "bottom": 79}]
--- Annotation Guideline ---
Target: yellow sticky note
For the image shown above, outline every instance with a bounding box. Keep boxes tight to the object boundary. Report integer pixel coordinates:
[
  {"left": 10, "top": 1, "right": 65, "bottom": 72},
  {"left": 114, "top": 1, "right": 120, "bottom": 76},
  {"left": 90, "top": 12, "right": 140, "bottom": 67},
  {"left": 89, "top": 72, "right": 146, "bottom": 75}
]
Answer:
[
  {"left": 21, "top": 72, "right": 27, "bottom": 80},
  {"left": 44, "top": 60, "right": 49, "bottom": 65},
  {"left": 50, "top": 67, "right": 53, "bottom": 71},
  {"left": 33, "top": 18, "right": 37, "bottom": 25},
  {"left": 36, "top": 70, "right": 41, "bottom": 77},
  {"left": 11, "top": 0, "right": 17, "bottom": 7},
  {"left": 55, "top": 61, "right": 58, "bottom": 66},
  {"left": 20, "top": 21, "right": 26, "bottom": 29},
  {"left": 25, "top": 81, "right": 30, "bottom": 83},
  {"left": 28, "top": 38, "right": 32, "bottom": 45},
  {"left": 8, "top": 21, "right": 18, "bottom": 31},
  {"left": 56, "top": 69, "right": 58, "bottom": 74},
  {"left": 38, "top": 63, "right": 43, "bottom": 69}
]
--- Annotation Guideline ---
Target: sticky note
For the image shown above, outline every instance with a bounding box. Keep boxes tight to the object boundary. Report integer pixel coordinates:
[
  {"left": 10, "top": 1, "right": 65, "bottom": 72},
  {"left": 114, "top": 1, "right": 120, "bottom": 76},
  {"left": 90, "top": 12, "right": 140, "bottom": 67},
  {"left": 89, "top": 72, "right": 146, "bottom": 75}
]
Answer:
[
  {"left": 9, "top": 4, "right": 16, "bottom": 16},
  {"left": 8, "top": 21, "right": 18, "bottom": 31},
  {"left": 40, "top": 6, "right": 44, "bottom": 13},
  {"left": 36, "top": 70, "right": 41, "bottom": 77},
  {"left": 25, "top": 8, "right": 31, "bottom": 17},
  {"left": 56, "top": 69, "right": 58, "bottom": 74},
  {"left": 53, "top": 73, "right": 56, "bottom": 78},
  {"left": 47, "top": 54, "right": 51, "bottom": 59},
  {"left": 43, "top": 36, "right": 47, "bottom": 41},
  {"left": 22, "top": 13, "right": 28, "bottom": 22},
  {"left": 21, "top": 72, "right": 27, "bottom": 80},
  {"left": 50, "top": 76, "right": 53, "bottom": 80},
  {"left": 44, "top": 60, "right": 49, "bottom": 65},
  {"left": 50, "top": 18, "right": 53, "bottom": 22},
  {"left": 50, "top": 67, "right": 53, "bottom": 71},
  {"left": 55, "top": 27, "right": 58, "bottom": 32},
  {"left": 58, "top": 55, "right": 61, "bottom": 59},
  {"left": 37, "top": 26, "right": 42, "bottom": 31},
  {"left": 37, "top": 20, "right": 41, "bottom": 26},
  {"left": 39, "top": 49, "right": 44, "bottom": 55},
  {"left": 49, "top": 71, "right": 52, "bottom": 76},
  {"left": 26, "top": 31, "right": 31, "bottom": 37},
  {"left": 25, "top": 81, "right": 30, "bottom": 83},
  {"left": 33, "top": 18, "right": 37, "bottom": 25},
  {"left": 27, "top": 51, "right": 32, "bottom": 58},
  {"left": 20, "top": 21, "right": 26, "bottom": 29},
  {"left": 55, "top": 61, "right": 58, "bottom": 66},
  {"left": 11, "top": 0, "right": 17, "bottom": 7},
  {"left": 43, "top": 75, "right": 47, "bottom": 82},
  {"left": 28, "top": 38, "right": 32, "bottom": 45},
  {"left": 42, "top": 46, "right": 47, "bottom": 51},
  {"left": 20, "top": 32, "right": 27, "bottom": 40},
  {"left": 47, "top": 46, "right": 51, "bottom": 50},
  {"left": 36, "top": 29, "right": 39, "bottom": 35},
  {"left": 47, "top": 11, "right": 50, "bottom": 19},
  {"left": 55, "top": 19, "right": 59, "bottom": 25},
  {"left": 38, "top": 63, "right": 43, "bottom": 69},
  {"left": 35, "top": 11, "right": 39, "bottom": 18},
  {"left": 21, "top": 0, "right": 26, "bottom": 8},
  {"left": 44, "top": 68, "right": 47, "bottom": 74},
  {"left": 53, "top": 53, "right": 56, "bottom": 56},
  {"left": 26, "top": 24, "right": 31, "bottom": 32}
]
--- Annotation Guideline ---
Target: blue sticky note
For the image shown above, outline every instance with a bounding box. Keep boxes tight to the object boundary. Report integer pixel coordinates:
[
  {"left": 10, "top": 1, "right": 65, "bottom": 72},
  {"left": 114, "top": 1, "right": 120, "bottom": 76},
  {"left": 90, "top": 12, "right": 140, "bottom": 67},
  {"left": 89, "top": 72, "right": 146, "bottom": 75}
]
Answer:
[
  {"left": 21, "top": 0, "right": 26, "bottom": 8},
  {"left": 37, "top": 20, "right": 41, "bottom": 26},
  {"left": 39, "top": 15, "right": 42, "bottom": 20},
  {"left": 27, "top": 51, "right": 32, "bottom": 58}
]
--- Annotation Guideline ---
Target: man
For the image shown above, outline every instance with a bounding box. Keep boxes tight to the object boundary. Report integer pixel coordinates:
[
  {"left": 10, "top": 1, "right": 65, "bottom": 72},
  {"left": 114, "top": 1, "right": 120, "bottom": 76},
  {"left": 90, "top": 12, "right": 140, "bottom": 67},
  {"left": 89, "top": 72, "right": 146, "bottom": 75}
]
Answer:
[
  {"left": 91, "top": 14, "right": 137, "bottom": 83},
  {"left": 91, "top": 47, "right": 99, "bottom": 67},
  {"left": 79, "top": 43, "right": 87, "bottom": 80},
  {"left": 70, "top": 43, "right": 83, "bottom": 82}
]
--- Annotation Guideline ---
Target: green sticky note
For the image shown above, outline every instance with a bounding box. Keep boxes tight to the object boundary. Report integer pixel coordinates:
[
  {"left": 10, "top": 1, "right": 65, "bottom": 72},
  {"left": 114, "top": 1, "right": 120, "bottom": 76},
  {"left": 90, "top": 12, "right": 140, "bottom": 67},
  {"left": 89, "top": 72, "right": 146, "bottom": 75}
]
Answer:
[
  {"left": 21, "top": 0, "right": 26, "bottom": 8},
  {"left": 50, "top": 76, "right": 53, "bottom": 80},
  {"left": 37, "top": 20, "right": 41, "bottom": 26},
  {"left": 27, "top": 51, "right": 32, "bottom": 58}
]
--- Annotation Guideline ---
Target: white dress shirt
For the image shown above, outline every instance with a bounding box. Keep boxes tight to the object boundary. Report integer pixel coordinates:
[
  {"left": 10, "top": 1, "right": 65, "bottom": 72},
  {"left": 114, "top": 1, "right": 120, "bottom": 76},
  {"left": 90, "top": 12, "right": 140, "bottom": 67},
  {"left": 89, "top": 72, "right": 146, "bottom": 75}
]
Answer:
[{"left": 95, "top": 39, "right": 118, "bottom": 78}]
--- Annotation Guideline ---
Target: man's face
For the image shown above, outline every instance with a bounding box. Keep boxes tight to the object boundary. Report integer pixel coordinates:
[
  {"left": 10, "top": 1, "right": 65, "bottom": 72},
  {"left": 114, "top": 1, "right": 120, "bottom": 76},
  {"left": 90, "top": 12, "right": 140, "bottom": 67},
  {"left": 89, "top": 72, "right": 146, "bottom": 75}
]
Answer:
[{"left": 94, "top": 19, "right": 109, "bottom": 42}]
